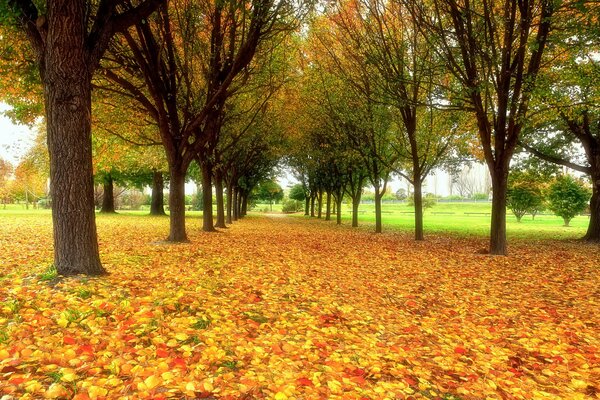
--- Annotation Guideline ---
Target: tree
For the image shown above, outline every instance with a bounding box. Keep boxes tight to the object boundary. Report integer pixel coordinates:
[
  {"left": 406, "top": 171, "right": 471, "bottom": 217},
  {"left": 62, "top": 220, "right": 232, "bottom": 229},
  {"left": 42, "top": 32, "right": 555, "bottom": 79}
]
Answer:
[
  {"left": 519, "top": 2, "right": 600, "bottom": 240},
  {"left": 548, "top": 175, "right": 591, "bottom": 227},
  {"left": 507, "top": 175, "right": 545, "bottom": 222},
  {"left": 255, "top": 180, "right": 284, "bottom": 211},
  {"left": 289, "top": 184, "right": 306, "bottom": 203},
  {"left": 2, "top": 0, "right": 163, "bottom": 275},
  {"left": 411, "top": 0, "right": 558, "bottom": 254},
  {"left": 0, "top": 158, "right": 14, "bottom": 207}
]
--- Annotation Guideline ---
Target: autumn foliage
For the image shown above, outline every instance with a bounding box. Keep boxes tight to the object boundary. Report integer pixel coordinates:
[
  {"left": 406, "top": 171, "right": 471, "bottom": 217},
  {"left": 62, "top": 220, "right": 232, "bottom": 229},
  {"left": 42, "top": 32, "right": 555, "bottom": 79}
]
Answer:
[{"left": 0, "top": 213, "right": 598, "bottom": 399}]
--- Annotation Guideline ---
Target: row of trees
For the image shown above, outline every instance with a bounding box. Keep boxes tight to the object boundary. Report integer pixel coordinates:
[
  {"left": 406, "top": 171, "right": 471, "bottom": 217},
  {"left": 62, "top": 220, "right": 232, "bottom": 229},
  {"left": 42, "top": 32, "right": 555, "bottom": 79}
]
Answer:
[
  {"left": 1, "top": 0, "right": 598, "bottom": 275},
  {"left": 284, "top": 0, "right": 599, "bottom": 252},
  {"left": 1, "top": 0, "right": 306, "bottom": 275}
]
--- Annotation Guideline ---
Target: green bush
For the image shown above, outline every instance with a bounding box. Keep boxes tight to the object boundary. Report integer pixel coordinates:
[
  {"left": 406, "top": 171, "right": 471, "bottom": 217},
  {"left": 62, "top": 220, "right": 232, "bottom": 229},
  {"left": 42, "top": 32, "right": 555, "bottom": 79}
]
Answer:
[
  {"left": 282, "top": 199, "right": 302, "bottom": 213},
  {"left": 548, "top": 175, "right": 591, "bottom": 226},
  {"left": 471, "top": 193, "right": 489, "bottom": 201},
  {"left": 407, "top": 193, "right": 437, "bottom": 209},
  {"left": 507, "top": 181, "right": 545, "bottom": 222}
]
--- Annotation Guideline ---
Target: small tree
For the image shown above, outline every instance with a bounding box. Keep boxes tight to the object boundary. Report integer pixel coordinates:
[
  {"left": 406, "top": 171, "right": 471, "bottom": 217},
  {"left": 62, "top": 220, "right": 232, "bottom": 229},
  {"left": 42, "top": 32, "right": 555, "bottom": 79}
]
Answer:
[
  {"left": 255, "top": 180, "right": 284, "bottom": 211},
  {"left": 548, "top": 175, "right": 591, "bottom": 226},
  {"left": 507, "top": 180, "right": 545, "bottom": 222},
  {"left": 289, "top": 184, "right": 306, "bottom": 202}
]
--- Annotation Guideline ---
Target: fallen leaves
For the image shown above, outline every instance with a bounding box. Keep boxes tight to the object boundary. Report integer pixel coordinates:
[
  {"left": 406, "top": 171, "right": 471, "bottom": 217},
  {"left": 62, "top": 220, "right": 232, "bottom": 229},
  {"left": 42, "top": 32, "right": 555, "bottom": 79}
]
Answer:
[{"left": 0, "top": 213, "right": 598, "bottom": 399}]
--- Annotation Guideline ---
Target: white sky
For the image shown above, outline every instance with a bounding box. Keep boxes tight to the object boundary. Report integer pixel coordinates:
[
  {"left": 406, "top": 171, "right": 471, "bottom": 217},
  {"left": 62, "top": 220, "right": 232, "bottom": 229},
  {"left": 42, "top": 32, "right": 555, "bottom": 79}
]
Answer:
[{"left": 0, "top": 103, "right": 35, "bottom": 165}]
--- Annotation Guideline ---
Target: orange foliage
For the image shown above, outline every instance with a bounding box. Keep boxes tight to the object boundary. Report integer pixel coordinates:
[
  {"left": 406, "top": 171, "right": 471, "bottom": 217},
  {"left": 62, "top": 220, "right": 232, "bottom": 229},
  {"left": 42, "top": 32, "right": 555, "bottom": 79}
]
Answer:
[{"left": 0, "top": 214, "right": 598, "bottom": 398}]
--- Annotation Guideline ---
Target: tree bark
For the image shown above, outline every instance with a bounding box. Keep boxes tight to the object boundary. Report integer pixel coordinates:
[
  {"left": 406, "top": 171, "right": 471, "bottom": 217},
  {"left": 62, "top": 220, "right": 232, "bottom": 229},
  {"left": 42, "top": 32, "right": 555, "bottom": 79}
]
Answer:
[
  {"left": 351, "top": 196, "right": 360, "bottom": 227},
  {"left": 413, "top": 177, "right": 424, "bottom": 241},
  {"left": 233, "top": 188, "right": 239, "bottom": 221},
  {"left": 226, "top": 183, "right": 233, "bottom": 224},
  {"left": 150, "top": 170, "right": 166, "bottom": 215},
  {"left": 100, "top": 174, "right": 116, "bottom": 213},
  {"left": 214, "top": 171, "right": 226, "bottom": 228},
  {"left": 241, "top": 193, "right": 248, "bottom": 216},
  {"left": 310, "top": 195, "right": 315, "bottom": 217},
  {"left": 489, "top": 169, "right": 508, "bottom": 255},
  {"left": 325, "top": 191, "right": 331, "bottom": 221},
  {"left": 44, "top": 6, "right": 104, "bottom": 275},
  {"left": 201, "top": 164, "right": 216, "bottom": 232},
  {"left": 374, "top": 189, "right": 383, "bottom": 233},
  {"left": 584, "top": 175, "right": 600, "bottom": 241},
  {"left": 304, "top": 197, "right": 310, "bottom": 216},
  {"left": 336, "top": 197, "right": 342, "bottom": 225},
  {"left": 317, "top": 190, "right": 323, "bottom": 219},
  {"left": 168, "top": 167, "right": 188, "bottom": 242}
]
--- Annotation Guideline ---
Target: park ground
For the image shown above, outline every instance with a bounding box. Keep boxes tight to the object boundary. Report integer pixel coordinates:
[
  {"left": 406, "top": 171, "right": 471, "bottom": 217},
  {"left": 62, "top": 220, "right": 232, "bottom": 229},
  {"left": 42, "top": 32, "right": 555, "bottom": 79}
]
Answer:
[{"left": 0, "top": 209, "right": 598, "bottom": 399}]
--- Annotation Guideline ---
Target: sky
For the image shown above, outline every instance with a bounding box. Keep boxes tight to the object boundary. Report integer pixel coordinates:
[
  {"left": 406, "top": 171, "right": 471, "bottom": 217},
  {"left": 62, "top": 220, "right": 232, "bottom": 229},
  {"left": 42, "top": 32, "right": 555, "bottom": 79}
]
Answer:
[{"left": 0, "top": 103, "right": 35, "bottom": 165}]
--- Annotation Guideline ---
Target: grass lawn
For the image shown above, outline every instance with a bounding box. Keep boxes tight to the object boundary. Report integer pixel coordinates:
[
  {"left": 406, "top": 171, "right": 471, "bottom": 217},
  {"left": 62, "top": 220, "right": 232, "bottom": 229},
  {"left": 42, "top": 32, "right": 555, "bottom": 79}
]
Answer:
[{"left": 260, "top": 201, "right": 590, "bottom": 241}]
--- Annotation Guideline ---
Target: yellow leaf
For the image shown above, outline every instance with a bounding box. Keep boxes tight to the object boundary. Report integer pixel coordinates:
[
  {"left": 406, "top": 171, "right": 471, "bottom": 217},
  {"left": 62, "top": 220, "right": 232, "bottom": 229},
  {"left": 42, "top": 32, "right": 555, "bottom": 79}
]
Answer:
[{"left": 144, "top": 375, "right": 162, "bottom": 390}]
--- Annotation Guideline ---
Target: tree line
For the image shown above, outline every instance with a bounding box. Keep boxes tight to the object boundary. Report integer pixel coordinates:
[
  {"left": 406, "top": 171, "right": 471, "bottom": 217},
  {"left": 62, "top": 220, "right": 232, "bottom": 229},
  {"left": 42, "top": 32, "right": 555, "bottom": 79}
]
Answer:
[{"left": 0, "top": 0, "right": 598, "bottom": 275}]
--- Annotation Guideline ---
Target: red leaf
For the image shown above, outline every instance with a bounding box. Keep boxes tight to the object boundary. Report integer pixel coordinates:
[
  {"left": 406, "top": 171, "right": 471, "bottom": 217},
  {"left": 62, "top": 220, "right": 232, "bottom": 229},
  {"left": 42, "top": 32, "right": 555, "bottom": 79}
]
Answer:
[
  {"left": 63, "top": 336, "right": 77, "bottom": 345},
  {"left": 454, "top": 346, "right": 467, "bottom": 354},
  {"left": 296, "top": 377, "right": 313, "bottom": 387},
  {"left": 156, "top": 348, "right": 169, "bottom": 358}
]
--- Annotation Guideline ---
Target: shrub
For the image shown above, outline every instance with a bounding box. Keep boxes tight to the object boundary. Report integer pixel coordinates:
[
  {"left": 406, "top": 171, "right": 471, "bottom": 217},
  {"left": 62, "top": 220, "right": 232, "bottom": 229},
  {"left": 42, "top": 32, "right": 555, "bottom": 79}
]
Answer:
[
  {"left": 471, "top": 193, "right": 489, "bottom": 201},
  {"left": 507, "top": 181, "right": 545, "bottom": 222},
  {"left": 407, "top": 193, "right": 437, "bottom": 209},
  {"left": 548, "top": 175, "right": 591, "bottom": 226},
  {"left": 282, "top": 198, "right": 302, "bottom": 213}
]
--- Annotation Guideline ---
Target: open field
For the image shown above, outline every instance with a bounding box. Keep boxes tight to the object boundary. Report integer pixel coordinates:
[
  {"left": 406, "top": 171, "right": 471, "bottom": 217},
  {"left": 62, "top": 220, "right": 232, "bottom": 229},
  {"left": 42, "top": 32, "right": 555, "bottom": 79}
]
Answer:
[
  {"left": 263, "top": 201, "right": 590, "bottom": 240},
  {"left": 0, "top": 211, "right": 598, "bottom": 399}
]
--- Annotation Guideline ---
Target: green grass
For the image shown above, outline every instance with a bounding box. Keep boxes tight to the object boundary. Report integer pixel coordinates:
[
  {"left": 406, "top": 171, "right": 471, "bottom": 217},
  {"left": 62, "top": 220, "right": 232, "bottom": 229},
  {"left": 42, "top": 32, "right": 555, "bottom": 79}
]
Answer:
[
  {"left": 1, "top": 201, "right": 589, "bottom": 241},
  {"left": 283, "top": 201, "right": 589, "bottom": 240}
]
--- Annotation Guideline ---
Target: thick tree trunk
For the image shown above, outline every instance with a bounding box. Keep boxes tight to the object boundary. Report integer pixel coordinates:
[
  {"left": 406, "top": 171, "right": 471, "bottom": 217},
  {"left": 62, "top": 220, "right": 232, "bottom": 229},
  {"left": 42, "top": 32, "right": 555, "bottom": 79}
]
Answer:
[
  {"left": 310, "top": 195, "right": 315, "bottom": 217},
  {"left": 351, "top": 196, "right": 360, "bottom": 227},
  {"left": 214, "top": 172, "right": 226, "bottom": 228},
  {"left": 150, "top": 170, "right": 166, "bottom": 215},
  {"left": 489, "top": 170, "right": 508, "bottom": 255},
  {"left": 584, "top": 172, "right": 600, "bottom": 242},
  {"left": 201, "top": 165, "right": 216, "bottom": 232},
  {"left": 226, "top": 184, "right": 233, "bottom": 224},
  {"left": 325, "top": 192, "right": 331, "bottom": 221},
  {"left": 100, "top": 174, "right": 116, "bottom": 213},
  {"left": 374, "top": 189, "right": 383, "bottom": 233},
  {"left": 413, "top": 177, "right": 424, "bottom": 241},
  {"left": 241, "top": 193, "right": 248, "bottom": 216},
  {"left": 168, "top": 167, "right": 188, "bottom": 242},
  {"left": 304, "top": 197, "right": 310, "bottom": 216},
  {"left": 44, "top": 11, "right": 104, "bottom": 275},
  {"left": 336, "top": 197, "right": 342, "bottom": 225}
]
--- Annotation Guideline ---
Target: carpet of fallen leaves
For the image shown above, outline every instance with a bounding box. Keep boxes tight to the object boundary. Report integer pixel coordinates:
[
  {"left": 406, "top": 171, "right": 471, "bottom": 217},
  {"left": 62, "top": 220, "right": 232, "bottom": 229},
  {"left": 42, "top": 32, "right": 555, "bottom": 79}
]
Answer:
[{"left": 0, "top": 213, "right": 599, "bottom": 400}]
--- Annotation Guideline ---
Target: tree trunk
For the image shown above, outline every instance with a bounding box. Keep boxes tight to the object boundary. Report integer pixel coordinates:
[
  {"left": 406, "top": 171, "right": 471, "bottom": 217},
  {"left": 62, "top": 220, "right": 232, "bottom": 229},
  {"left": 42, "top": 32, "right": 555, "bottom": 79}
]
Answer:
[
  {"left": 304, "top": 197, "right": 310, "bottom": 216},
  {"left": 150, "top": 170, "right": 166, "bottom": 215},
  {"left": 317, "top": 190, "right": 323, "bottom": 219},
  {"left": 100, "top": 174, "right": 116, "bottom": 213},
  {"left": 310, "top": 195, "right": 315, "bottom": 217},
  {"left": 44, "top": 12, "right": 104, "bottom": 275},
  {"left": 233, "top": 188, "right": 239, "bottom": 221},
  {"left": 489, "top": 170, "right": 508, "bottom": 255},
  {"left": 583, "top": 172, "right": 600, "bottom": 241},
  {"left": 226, "top": 183, "right": 233, "bottom": 224},
  {"left": 325, "top": 191, "right": 331, "bottom": 221},
  {"left": 351, "top": 195, "right": 360, "bottom": 227},
  {"left": 168, "top": 167, "right": 188, "bottom": 242},
  {"left": 336, "top": 197, "right": 342, "bottom": 225},
  {"left": 413, "top": 177, "right": 424, "bottom": 241},
  {"left": 241, "top": 193, "right": 248, "bottom": 216},
  {"left": 214, "top": 171, "right": 226, "bottom": 228},
  {"left": 201, "top": 164, "right": 216, "bottom": 232},
  {"left": 374, "top": 188, "right": 383, "bottom": 233}
]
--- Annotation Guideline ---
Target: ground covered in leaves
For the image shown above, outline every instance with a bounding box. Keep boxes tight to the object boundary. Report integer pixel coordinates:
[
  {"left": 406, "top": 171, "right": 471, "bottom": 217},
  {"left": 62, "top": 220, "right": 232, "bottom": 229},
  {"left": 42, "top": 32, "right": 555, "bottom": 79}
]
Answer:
[{"left": 0, "top": 213, "right": 599, "bottom": 399}]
